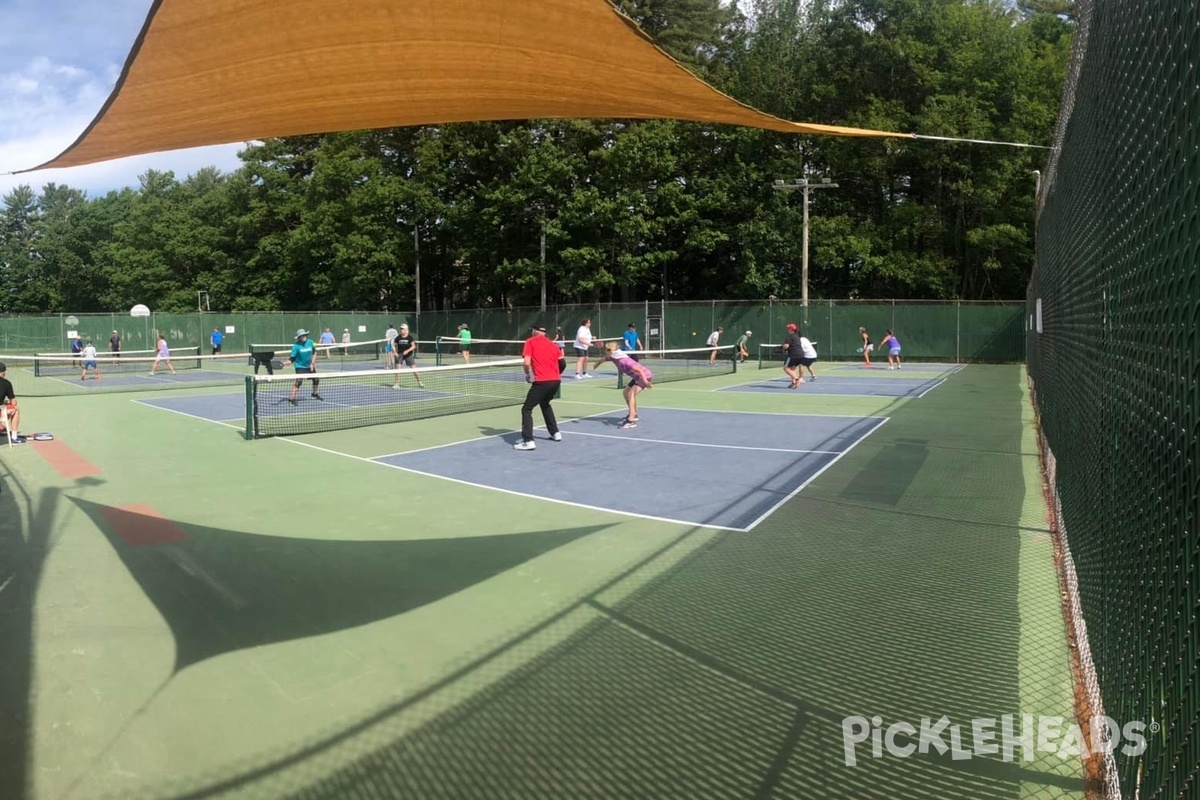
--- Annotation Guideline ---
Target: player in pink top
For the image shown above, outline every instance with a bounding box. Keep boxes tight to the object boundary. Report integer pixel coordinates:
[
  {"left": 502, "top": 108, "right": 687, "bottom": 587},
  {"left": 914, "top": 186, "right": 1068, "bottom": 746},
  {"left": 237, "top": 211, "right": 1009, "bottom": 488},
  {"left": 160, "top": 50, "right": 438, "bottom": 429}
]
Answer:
[{"left": 593, "top": 342, "right": 653, "bottom": 429}]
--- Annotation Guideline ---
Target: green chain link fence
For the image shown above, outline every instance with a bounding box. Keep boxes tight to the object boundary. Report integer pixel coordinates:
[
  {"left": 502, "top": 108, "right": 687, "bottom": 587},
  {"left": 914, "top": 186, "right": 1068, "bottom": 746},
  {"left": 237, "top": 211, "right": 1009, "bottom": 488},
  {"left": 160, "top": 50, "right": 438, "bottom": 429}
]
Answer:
[
  {"left": 2, "top": 301, "right": 1023, "bottom": 362},
  {"left": 1028, "top": 0, "right": 1200, "bottom": 797}
]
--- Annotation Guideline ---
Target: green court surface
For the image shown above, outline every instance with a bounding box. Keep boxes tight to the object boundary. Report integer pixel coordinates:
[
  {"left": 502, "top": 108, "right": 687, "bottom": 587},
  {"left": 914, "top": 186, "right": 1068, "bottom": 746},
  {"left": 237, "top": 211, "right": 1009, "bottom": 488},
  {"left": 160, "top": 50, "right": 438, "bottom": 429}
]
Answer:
[{"left": 0, "top": 361, "right": 1085, "bottom": 799}]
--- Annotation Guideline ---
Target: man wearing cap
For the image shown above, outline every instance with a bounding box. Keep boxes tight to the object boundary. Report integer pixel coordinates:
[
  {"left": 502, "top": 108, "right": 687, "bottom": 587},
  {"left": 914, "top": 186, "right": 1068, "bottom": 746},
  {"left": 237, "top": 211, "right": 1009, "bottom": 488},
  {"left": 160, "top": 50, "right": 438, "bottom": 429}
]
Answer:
[
  {"left": 0, "top": 362, "right": 19, "bottom": 437},
  {"left": 780, "top": 323, "right": 806, "bottom": 388},
  {"left": 735, "top": 330, "right": 753, "bottom": 363},
  {"left": 109, "top": 330, "right": 121, "bottom": 359},
  {"left": 280, "top": 329, "right": 322, "bottom": 405},
  {"left": 514, "top": 323, "right": 562, "bottom": 451},
  {"left": 391, "top": 323, "right": 425, "bottom": 389}
]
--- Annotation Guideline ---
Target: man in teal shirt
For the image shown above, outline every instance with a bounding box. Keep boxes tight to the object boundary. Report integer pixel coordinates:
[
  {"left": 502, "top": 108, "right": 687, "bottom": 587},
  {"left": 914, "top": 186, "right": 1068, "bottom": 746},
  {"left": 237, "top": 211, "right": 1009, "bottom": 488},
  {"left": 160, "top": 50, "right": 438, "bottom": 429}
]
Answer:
[{"left": 281, "top": 328, "right": 322, "bottom": 405}]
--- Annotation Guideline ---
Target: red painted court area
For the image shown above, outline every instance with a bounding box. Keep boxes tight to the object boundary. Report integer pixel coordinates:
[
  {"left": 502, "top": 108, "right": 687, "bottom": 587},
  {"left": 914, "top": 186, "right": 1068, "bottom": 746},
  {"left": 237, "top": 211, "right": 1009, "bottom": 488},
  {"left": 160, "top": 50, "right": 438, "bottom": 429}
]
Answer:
[
  {"left": 30, "top": 438, "right": 102, "bottom": 479},
  {"left": 99, "top": 503, "right": 190, "bottom": 547}
]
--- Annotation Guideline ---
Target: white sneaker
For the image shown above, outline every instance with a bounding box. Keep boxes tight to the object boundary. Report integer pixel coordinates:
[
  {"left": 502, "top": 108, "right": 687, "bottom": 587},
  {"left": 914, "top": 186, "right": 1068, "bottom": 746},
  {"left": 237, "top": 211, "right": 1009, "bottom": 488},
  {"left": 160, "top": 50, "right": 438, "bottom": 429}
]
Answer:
[
  {"left": 583, "top": 373, "right": 593, "bottom": 379},
  {"left": 513, "top": 440, "right": 537, "bottom": 451},
  {"left": 550, "top": 432, "right": 562, "bottom": 442},
  {"left": 574, "top": 374, "right": 583, "bottom": 380}
]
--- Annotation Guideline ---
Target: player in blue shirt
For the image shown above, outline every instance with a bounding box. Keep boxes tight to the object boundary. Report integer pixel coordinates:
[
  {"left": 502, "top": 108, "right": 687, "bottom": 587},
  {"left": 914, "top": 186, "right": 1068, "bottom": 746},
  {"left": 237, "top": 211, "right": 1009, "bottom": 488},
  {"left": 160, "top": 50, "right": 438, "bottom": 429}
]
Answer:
[
  {"left": 210, "top": 328, "right": 224, "bottom": 355},
  {"left": 622, "top": 323, "right": 643, "bottom": 362},
  {"left": 280, "top": 328, "right": 322, "bottom": 405}
]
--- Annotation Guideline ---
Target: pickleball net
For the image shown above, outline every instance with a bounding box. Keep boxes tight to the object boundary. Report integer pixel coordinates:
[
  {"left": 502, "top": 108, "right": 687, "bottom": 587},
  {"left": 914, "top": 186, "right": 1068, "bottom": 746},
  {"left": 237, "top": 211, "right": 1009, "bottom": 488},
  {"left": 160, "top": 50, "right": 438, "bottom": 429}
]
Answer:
[
  {"left": 593, "top": 345, "right": 737, "bottom": 388},
  {"left": 245, "top": 358, "right": 537, "bottom": 438},
  {"left": 434, "top": 337, "right": 528, "bottom": 365},
  {"left": 32, "top": 347, "right": 203, "bottom": 376},
  {"left": 248, "top": 338, "right": 386, "bottom": 364}
]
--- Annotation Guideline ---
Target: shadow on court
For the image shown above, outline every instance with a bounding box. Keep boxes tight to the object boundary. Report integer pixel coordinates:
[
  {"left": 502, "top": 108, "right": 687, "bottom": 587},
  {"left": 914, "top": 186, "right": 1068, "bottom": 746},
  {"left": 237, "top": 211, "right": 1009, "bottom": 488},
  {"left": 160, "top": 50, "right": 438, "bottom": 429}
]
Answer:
[
  {"left": 69, "top": 498, "right": 610, "bottom": 673},
  {"left": 0, "top": 472, "right": 107, "bottom": 800},
  {"left": 137, "top": 365, "right": 1084, "bottom": 800}
]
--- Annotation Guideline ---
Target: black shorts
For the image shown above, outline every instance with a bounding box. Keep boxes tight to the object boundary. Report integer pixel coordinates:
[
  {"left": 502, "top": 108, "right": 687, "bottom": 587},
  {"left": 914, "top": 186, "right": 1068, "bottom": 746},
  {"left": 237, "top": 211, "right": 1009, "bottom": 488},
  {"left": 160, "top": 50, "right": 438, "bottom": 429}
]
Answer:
[
  {"left": 293, "top": 367, "right": 318, "bottom": 384},
  {"left": 212, "top": 344, "right": 222, "bottom": 353},
  {"left": 784, "top": 356, "right": 805, "bottom": 369},
  {"left": 573, "top": 346, "right": 589, "bottom": 358},
  {"left": 798, "top": 357, "right": 815, "bottom": 367}
]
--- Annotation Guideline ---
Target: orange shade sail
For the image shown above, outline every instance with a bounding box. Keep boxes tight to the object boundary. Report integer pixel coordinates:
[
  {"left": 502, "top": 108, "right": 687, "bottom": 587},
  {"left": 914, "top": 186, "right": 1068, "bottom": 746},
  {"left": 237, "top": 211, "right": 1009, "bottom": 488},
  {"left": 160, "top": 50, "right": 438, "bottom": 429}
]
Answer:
[{"left": 27, "top": 0, "right": 913, "bottom": 172}]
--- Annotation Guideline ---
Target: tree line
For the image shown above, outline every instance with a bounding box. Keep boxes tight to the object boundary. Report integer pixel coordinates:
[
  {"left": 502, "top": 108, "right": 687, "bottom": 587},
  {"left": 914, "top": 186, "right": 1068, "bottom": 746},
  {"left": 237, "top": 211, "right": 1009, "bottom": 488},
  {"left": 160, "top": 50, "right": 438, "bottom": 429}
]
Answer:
[{"left": 0, "top": 0, "right": 1072, "bottom": 314}]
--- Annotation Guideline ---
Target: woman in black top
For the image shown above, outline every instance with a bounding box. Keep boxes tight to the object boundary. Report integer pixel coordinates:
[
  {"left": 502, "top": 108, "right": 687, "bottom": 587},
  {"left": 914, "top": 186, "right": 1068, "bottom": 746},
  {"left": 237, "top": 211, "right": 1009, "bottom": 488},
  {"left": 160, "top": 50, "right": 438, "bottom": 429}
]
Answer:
[{"left": 779, "top": 323, "right": 805, "bottom": 389}]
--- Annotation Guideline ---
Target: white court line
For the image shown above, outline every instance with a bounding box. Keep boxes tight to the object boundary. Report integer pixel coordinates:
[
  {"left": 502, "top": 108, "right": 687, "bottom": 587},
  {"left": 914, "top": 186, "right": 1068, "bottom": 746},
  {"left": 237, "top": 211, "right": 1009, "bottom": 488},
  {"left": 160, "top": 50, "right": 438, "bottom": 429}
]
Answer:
[
  {"left": 738, "top": 416, "right": 890, "bottom": 531},
  {"left": 371, "top": 407, "right": 620, "bottom": 459},
  {"left": 564, "top": 430, "right": 842, "bottom": 455},
  {"left": 135, "top": 394, "right": 883, "bottom": 532},
  {"left": 271, "top": 435, "right": 742, "bottom": 532},
  {"left": 915, "top": 378, "right": 947, "bottom": 399},
  {"left": 133, "top": 399, "right": 243, "bottom": 430},
  {"left": 0, "top": 574, "right": 12, "bottom": 597},
  {"left": 555, "top": 400, "right": 887, "bottom": 420}
]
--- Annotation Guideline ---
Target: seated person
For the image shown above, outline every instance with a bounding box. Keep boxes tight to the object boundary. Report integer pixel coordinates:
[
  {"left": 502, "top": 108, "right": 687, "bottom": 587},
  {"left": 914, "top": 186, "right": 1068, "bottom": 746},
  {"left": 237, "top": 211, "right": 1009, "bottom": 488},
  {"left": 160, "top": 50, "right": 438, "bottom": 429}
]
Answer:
[{"left": 0, "top": 362, "right": 20, "bottom": 435}]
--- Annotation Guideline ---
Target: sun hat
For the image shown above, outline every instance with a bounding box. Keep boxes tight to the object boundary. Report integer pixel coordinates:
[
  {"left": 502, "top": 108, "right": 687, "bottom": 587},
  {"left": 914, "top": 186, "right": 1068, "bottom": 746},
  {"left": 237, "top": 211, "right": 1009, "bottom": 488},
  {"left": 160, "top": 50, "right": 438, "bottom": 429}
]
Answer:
[{"left": 295, "top": 328, "right": 309, "bottom": 338}]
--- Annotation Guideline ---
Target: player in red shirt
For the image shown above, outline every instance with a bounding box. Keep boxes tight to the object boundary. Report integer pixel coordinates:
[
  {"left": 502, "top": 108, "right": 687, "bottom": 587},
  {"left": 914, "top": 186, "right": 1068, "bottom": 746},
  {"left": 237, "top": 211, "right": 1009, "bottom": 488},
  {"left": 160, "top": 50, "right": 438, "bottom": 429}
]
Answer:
[{"left": 514, "top": 323, "right": 563, "bottom": 451}]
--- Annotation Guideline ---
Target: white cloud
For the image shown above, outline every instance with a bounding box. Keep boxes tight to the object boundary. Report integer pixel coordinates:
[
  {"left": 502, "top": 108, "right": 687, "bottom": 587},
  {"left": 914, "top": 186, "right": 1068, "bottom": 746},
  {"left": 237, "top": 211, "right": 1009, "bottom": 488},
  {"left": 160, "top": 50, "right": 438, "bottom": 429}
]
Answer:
[
  {"left": 0, "top": 143, "right": 246, "bottom": 199},
  {"left": 0, "top": 0, "right": 245, "bottom": 200}
]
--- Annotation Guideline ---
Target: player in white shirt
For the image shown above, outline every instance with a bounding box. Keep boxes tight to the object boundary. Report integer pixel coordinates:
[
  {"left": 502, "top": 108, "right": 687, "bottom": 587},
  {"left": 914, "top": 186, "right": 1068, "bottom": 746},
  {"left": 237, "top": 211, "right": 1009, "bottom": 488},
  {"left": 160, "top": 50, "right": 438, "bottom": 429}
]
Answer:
[
  {"left": 573, "top": 317, "right": 596, "bottom": 379},
  {"left": 707, "top": 327, "right": 724, "bottom": 364},
  {"left": 80, "top": 341, "right": 101, "bottom": 381},
  {"left": 798, "top": 335, "right": 818, "bottom": 381}
]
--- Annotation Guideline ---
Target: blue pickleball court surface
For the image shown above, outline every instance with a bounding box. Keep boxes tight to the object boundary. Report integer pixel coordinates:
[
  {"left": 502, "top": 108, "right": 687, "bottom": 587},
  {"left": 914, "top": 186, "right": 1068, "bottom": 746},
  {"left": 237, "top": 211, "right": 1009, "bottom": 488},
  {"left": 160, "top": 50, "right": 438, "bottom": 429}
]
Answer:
[
  {"left": 828, "top": 363, "right": 964, "bottom": 374},
  {"left": 719, "top": 375, "right": 944, "bottom": 398},
  {"left": 373, "top": 408, "right": 886, "bottom": 530}
]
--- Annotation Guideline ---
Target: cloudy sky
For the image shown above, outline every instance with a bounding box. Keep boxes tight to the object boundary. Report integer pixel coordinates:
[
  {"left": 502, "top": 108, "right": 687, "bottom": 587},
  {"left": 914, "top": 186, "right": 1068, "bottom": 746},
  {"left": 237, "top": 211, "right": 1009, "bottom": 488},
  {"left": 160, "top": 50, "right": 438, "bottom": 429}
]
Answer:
[{"left": 0, "top": 0, "right": 243, "bottom": 199}]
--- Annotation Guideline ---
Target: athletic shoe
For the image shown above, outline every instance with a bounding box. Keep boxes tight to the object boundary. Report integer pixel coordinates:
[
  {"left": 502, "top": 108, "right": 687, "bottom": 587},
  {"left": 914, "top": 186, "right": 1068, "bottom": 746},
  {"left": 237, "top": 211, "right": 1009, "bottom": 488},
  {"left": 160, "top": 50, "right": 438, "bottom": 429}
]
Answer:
[
  {"left": 583, "top": 373, "right": 594, "bottom": 379},
  {"left": 287, "top": 398, "right": 297, "bottom": 406},
  {"left": 619, "top": 419, "right": 638, "bottom": 429},
  {"left": 513, "top": 440, "right": 537, "bottom": 451},
  {"left": 392, "top": 385, "right": 400, "bottom": 389},
  {"left": 311, "top": 392, "right": 323, "bottom": 401},
  {"left": 550, "top": 432, "right": 562, "bottom": 442},
  {"left": 574, "top": 374, "right": 583, "bottom": 380}
]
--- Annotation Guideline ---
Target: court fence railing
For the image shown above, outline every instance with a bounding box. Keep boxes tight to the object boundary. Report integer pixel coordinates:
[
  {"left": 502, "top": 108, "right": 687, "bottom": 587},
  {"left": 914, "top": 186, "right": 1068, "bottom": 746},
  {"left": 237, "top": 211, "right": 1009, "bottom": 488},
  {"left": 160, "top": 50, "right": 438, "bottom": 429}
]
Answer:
[
  {"left": 1025, "top": 0, "right": 1200, "bottom": 796},
  {"left": 0, "top": 300, "right": 1021, "bottom": 364}
]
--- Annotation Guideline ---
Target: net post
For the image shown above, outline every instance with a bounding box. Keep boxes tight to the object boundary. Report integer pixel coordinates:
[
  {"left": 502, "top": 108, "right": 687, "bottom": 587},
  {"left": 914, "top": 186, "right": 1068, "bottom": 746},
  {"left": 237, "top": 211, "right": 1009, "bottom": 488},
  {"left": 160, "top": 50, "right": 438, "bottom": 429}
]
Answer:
[{"left": 243, "top": 375, "right": 255, "bottom": 440}]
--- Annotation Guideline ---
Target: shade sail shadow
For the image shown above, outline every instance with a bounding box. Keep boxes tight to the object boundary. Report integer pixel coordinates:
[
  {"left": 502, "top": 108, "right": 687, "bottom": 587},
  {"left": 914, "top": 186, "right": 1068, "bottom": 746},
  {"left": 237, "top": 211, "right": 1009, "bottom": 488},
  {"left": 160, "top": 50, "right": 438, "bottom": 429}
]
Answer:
[{"left": 71, "top": 498, "right": 608, "bottom": 672}]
